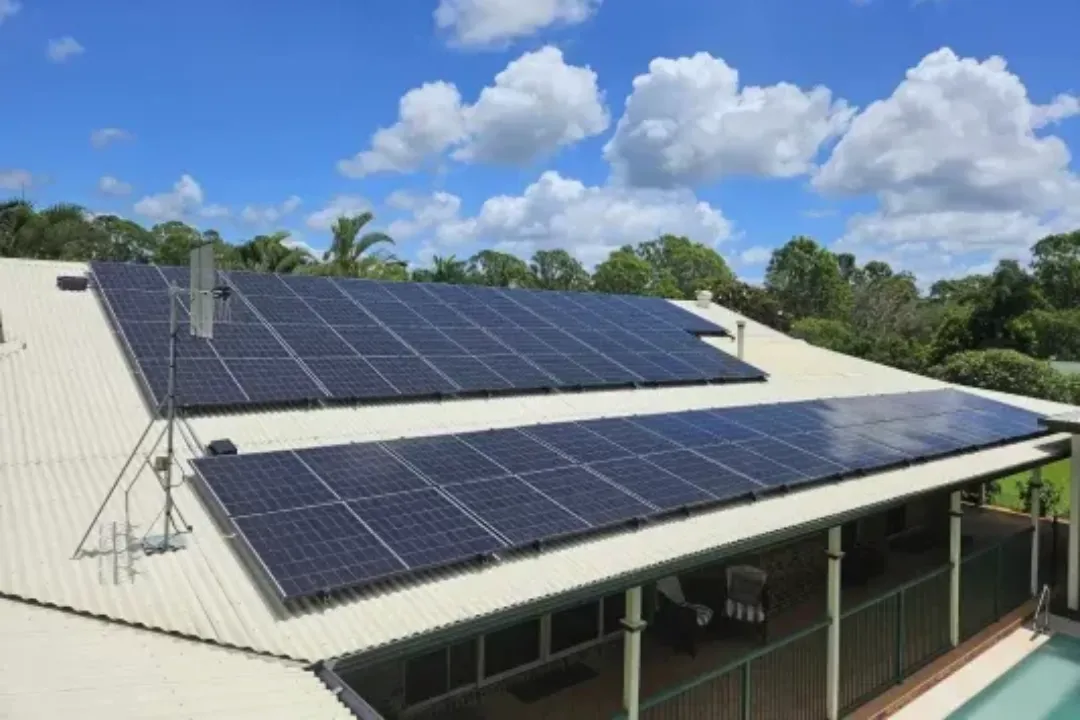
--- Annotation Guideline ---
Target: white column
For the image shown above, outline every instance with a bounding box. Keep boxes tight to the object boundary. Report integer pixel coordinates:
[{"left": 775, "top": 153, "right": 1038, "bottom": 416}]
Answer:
[
  {"left": 622, "top": 586, "right": 645, "bottom": 720},
  {"left": 949, "top": 491, "right": 962, "bottom": 646},
  {"left": 826, "top": 526, "right": 842, "bottom": 720},
  {"left": 1031, "top": 467, "right": 1042, "bottom": 597},
  {"left": 1070, "top": 436, "right": 1080, "bottom": 611}
]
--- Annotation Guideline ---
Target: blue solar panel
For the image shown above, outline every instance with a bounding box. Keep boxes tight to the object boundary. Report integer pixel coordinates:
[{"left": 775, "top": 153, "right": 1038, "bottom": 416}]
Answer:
[
  {"left": 476, "top": 354, "right": 557, "bottom": 390},
  {"left": 693, "top": 443, "right": 808, "bottom": 488},
  {"left": 411, "top": 303, "right": 474, "bottom": 328},
  {"left": 735, "top": 437, "right": 847, "bottom": 483},
  {"left": 529, "top": 354, "right": 602, "bottom": 386},
  {"left": 305, "top": 298, "right": 372, "bottom": 325},
  {"left": 294, "top": 443, "right": 429, "bottom": 499},
  {"left": 223, "top": 358, "right": 326, "bottom": 404},
  {"left": 365, "top": 356, "right": 458, "bottom": 396},
  {"left": 348, "top": 488, "right": 505, "bottom": 569},
  {"left": 271, "top": 324, "right": 358, "bottom": 359},
  {"left": 361, "top": 301, "right": 429, "bottom": 328},
  {"left": 677, "top": 410, "right": 766, "bottom": 442},
  {"left": 588, "top": 456, "right": 715, "bottom": 511},
  {"left": 245, "top": 294, "right": 321, "bottom": 324},
  {"left": 384, "top": 435, "right": 508, "bottom": 485},
  {"left": 121, "top": 321, "right": 215, "bottom": 360},
  {"left": 780, "top": 429, "right": 909, "bottom": 472},
  {"left": 522, "top": 467, "right": 652, "bottom": 526},
  {"left": 93, "top": 262, "right": 168, "bottom": 291},
  {"left": 279, "top": 274, "right": 353, "bottom": 301},
  {"left": 305, "top": 357, "right": 399, "bottom": 399},
  {"left": 333, "top": 325, "right": 412, "bottom": 356},
  {"left": 210, "top": 323, "right": 294, "bottom": 359},
  {"left": 196, "top": 452, "right": 337, "bottom": 516},
  {"left": 565, "top": 352, "right": 642, "bottom": 384},
  {"left": 234, "top": 504, "right": 406, "bottom": 599},
  {"left": 522, "top": 422, "right": 636, "bottom": 463},
  {"left": 443, "top": 476, "right": 589, "bottom": 546},
  {"left": 226, "top": 270, "right": 292, "bottom": 297},
  {"left": 457, "top": 429, "right": 574, "bottom": 475},
  {"left": 336, "top": 278, "right": 396, "bottom": 302},
  {"left": 630, "top": 414, "right": 722, "bottom": 447},
  {"left": 427, "top": 355, "right": 514, "bottom": 392},
  {"left": 105, "top": 288, "right": 176, "bottom": 321},
  {"left": 445, "top": 328, "right": 511, "bottom": 355},
  {"left": 393, "top": 327, "right": 466, "bottom": 355},
  {"left": 643, "top": 449, "right": 765, "bottom": 500},
  {"left": 582, "top": 417, "right": 681, "bottom": 455},
  {"left": 139, "top": 358, "right": 248, "bottom": 408}
]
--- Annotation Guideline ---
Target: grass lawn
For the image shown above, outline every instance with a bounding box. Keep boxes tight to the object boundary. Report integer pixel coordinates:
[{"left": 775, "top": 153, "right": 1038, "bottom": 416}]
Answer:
[{"left": 994, "top": 459, "right": 1070, "bottom": 516}]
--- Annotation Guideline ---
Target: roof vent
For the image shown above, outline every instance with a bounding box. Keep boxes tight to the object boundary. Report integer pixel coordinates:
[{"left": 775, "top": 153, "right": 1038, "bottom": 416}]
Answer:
[
  {"left": 207, "top": 438, "right": 238, "bottom": 456},
  {"left": 57, "top": 275, "right": 89, "bottom": 292},
  {"left": 695, "top": 290, "right": 713, "bottom": 308}
]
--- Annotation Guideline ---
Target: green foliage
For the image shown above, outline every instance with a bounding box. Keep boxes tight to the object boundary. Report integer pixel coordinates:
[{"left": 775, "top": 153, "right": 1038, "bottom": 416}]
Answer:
[
  {"left": 1018, "top": 475, "right": 1065, "bottom": 518},
  {"left": 1032, "top": 230, "right": 1080, "bottom": 309},
  {"left": 929, "top": 349, "right": 1070, "bottom": 402},
  {"left": 790, "top": 318, "right": 858, "bottom": 354},
  {"left": 529, "top": 249, "right": 591, "bottom": 291},
  {"left": 592, "top": 246, "right": 655, "bottom": 294},
  {"left": 764, "top": 236, "right": 851, "bottom": 320},
  {"left": 715, "top": 280, "right": 789, "bottom": 332},
  {"left": 1007, "top": 308, "right": 1080, "bottom": 360}
]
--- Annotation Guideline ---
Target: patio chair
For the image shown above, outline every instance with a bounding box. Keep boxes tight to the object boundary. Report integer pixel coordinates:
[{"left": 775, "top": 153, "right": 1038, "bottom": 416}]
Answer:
[
  {"left": 655, "top": 576, "right": 715, "bottom": 657},
  {"left": 723, "top": 565, "right": 770, "bottom": 642}
]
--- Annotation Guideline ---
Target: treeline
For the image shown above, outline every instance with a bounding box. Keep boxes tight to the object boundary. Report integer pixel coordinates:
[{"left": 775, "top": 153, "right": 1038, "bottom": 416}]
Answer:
[{"left": 4, "top": 198, "right": 1080, "bottom": 404}]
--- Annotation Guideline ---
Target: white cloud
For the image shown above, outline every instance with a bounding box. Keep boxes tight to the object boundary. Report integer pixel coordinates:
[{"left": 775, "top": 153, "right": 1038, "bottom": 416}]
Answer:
[
  {"left": 90, "top": 128, "right": 133, "bottom": 149},
  {"left": 604, "top": 52, "right": 854, "bottom": 188},
  {"left": 199, "top": 204, "right": 230, "bottom": 220},
  {"left": 814, "top": 47, "right": 1080, "bottom": 277},
  {"left": 738, "top": 246, "right": 773, "bottom": 266},
  {"left": 338, "top": 46, "right": 607, "bottom": 177},
  {"left": 409, "top": 170, "right": 731, "bottom": 267},
  {"left": 434, "top": 0, "right": 599, "bottom": 48},
  {"left": 0, "top": 168, "right": 33, "bottom": 191},
  {"left": 0, "top": 0, "right": 20, "bottom": 26},
  {"left": 386, "top": 191, "right": 463, "bottom": 239},
  {"left": 133, "top": 175, "right": 207, "bottom": 222},
  {"left": 46, "top": 36, "right": 84, "bottom": 63},
  {"left": 305, "top": 195, "right": 372, "bottom": 231},
  {"left": 240, "top": 195, "right": 303, "bottom": 225},
  {"left": 97, "top": 175, "right": 132, "bottom": 197}
]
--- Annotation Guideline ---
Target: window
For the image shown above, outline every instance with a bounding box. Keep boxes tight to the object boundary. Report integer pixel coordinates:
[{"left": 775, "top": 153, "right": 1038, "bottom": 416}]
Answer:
[
  {"left": 404, "top": 648, "right": 448, "bottom": 706},
  {"left": 484, "top": 618, "right": 541, "bottom": 678},
  {"left": 550, "top": 600, "right": 600, "bottom": 654},
  {"left": 602, "top": 592, "right": 624, "bottom": 636},
  {"left": 403, "top": 639, "right": 478, "bottom": 706}
]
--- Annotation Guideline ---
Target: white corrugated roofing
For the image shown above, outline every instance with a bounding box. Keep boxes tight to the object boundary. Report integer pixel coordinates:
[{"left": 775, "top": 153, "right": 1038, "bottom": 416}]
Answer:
[
  {"left": 0, "top": 258, "right": 1073, "bottom": 665},
  {"left": 0, "top": 598, "right": 355, "bottom": 720}
]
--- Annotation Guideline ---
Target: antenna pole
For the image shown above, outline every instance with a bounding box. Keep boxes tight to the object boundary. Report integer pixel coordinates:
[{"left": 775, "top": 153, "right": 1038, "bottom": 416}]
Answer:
[{"left": 163, "top": 283, "right": 179, "bottom": 549}]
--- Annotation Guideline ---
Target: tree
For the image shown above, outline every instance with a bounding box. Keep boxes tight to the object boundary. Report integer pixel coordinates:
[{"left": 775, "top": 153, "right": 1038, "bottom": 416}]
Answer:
[
  {"left": 468, "top": 250, "right": 531, "bottom": 287},
  {"left": 1032, "top": 230, "right": 1080, "bottom": 309},
  {"left": 529, "top": 249, "right": 591, "bottom": 291},
  {"left": 324, "top": 212, "right": 395, "bottom": 277},
  {"left": 428, "top": 255, "right": 470, "bottom": 284},
  {"left": 714, "top": 280, "right": 789, "bottom": 331},
  {"left": 967, "top": 260, "right": 1048, "bottom": 349},
  {"left": 765, "top": 236, "right": 851, "bottom": 320},
  {"left": 592, "top": 246, "right": 654, "bottom": 294},
  {"left": 1007, "top": 309, "right": 1080, "bottom": 361},
  {"left": 636, "top": 234, "right": 734, "bottom": 300},
  {"left": 790, "top": 318, "right": 858, "bottom": 355},
  {"left": 929, "top": 349, "right": 1069, "bottom": 402},
  {"left": 151, "top": 221, "right": 206, "bottom": 265},
  {"left": 233, "top": 232, "right": 312, "bottom": 273},
  {"left": 928, "top": 275, "right": 990, "bottom": 305},
  {"left": 91, "top": 215, "right": 157, "bottom": 262}
]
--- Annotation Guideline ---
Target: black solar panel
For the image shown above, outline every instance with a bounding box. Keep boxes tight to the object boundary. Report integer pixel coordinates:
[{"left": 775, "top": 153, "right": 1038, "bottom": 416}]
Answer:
[
  {"left": 92, "top": 261, "right": 762, "bottom": 411},
  {"left": 190, "top": 389, "right": 1051, "bottom": 601}
]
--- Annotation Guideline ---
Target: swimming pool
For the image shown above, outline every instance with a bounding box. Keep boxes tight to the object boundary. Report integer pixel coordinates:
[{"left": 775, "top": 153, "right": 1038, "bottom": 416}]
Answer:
[{"left": 949, "top": 633, "right": 1080, "bottom": 719}]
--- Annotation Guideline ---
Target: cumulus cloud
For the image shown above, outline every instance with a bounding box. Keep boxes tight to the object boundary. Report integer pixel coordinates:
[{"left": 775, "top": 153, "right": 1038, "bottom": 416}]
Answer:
[
  {"left": 604, "top": 52, "right": 854, "bottom": 188},
  {"left": 738, "top": 246, "right": 773, "bottom": 266},
  {"left": 241, "top": 195, "right": 303, "bottom": 225},
  {"left": 97, "top": 175, "right": 132, "bottom": 196},
  {"left": 0, "top": 168, "right": 33, "bottom": 191},
  {"left": 386, "top": 191, "right": 463, "bottom": 239},
  {"left": 305, "top": 195, "right": 372, "bottom": 231},
  {"left": 338, "top": 46, "right": 607, "bottom": 176},
  {"left": 133, "top": 175, "right": 229, "bottom": 222},
  {"left": 90, "top": 128, "right": 133, "bottom": 149},
  {"left": 0, "top": 0, "right": 20, "bottom": 26},
  {"left": 46, "top": 36, "right": 84, "bottom": 63},
  {"left": 400, "top": 171, "right": 731, "bottom": 267},
  {"left": 434, "top": 0, "right": 599, "bottom": 48},
  {"left": 814, "top": 47, "right": 1080, "bottom": 277}
]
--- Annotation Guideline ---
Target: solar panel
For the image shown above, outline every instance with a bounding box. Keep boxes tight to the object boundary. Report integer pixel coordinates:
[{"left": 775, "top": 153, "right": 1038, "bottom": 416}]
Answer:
[
  {"left": 443, "top": 476, "right": 589, "bottom": 546},
  {"left": 92, "top": 261, "right": 765, "bottom": 412},
  {"left": 521, "top": 466, "right": 652, "bottom": 526},
  {"left": 222, "top": 358, "right": 326, "bottom": 404},
  {"left": 235, "top": 504, "right": 406, "bottom": 599},
  {"left": 348, "top": 488, "right": 505, "bottom": 569},
  {"left": 188, "top": 389, "right": 1051, "bottom": 601},
  {"left": 294, "top": 443, "right": 429, "bottom": 499}
]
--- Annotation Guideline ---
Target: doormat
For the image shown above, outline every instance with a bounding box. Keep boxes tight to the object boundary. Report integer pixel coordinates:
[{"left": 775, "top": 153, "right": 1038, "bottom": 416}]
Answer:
[{"left": 508, "top": 662, "right": 598, "bottom": 704}]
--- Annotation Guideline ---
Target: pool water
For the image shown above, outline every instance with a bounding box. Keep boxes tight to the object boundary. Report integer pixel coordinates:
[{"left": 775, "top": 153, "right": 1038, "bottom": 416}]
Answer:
[{"left": 949, "top": 634, "right": 1080, "bottom": 719}]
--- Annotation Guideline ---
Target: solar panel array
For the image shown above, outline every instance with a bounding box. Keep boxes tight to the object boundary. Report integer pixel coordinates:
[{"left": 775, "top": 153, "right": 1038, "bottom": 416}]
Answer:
[
  {"left": 90, "top": 261, "right": 764, "bottom": 411},
  {"left": 190, "top": 388, "right": 1048, "bottom": 601}
]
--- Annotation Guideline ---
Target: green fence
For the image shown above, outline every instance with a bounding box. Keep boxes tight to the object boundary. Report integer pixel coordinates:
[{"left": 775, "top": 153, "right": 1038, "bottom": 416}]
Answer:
[{"left": 616, "top": 529, "right": 1034, "bottom": 720}]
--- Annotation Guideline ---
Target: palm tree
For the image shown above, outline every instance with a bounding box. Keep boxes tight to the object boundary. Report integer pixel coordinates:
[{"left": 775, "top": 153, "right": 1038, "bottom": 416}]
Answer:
[
  {"left": 324, "top": 212, "right": 394, "bottom": 277},
  {"left": 430, "top": 254, "right": 470, "bottom": 284},
  {"left": 235, "top": 231, "right": 312, "bottom": 273}
]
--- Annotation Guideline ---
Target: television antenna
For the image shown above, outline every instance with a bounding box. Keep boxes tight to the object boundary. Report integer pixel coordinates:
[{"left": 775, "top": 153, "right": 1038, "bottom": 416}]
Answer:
[{"left": 73, "top": 244, "right": 229, "bottom": 558}]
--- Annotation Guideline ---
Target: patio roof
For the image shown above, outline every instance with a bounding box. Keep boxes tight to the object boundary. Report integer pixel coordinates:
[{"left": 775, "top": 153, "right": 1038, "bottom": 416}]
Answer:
[{"left": 0, "top": 258, "right": 1073, "bottom": 669}]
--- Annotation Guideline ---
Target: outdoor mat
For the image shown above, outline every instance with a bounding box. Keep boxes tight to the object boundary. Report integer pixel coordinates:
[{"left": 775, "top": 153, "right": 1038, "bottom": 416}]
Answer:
[{"left": 508, "top": 662, "right": 598, "bottom": 704}]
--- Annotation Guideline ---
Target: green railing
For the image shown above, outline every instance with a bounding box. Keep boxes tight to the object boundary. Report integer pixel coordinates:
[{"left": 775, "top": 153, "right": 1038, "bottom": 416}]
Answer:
[{"left": 616, "top": 529, "right": 1034, "bottom": 720}]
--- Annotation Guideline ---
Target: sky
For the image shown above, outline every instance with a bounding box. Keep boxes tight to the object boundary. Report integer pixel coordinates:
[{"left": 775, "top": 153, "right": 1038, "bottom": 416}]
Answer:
[{"left": 3, "top": 0, "right": 1080, "bottom": 283}]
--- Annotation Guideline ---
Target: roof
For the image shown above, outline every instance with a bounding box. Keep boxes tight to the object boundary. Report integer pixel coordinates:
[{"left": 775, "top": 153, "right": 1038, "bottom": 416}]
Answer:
[
  {"left": 0, "top": 598, "right": 355, "bottom": 720},
  {"left": 0, "top": 258, "right": 1074, "bottom": 667}
]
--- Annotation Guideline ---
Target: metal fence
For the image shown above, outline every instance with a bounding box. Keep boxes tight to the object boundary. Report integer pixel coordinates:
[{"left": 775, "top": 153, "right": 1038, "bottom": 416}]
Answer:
[{"left": 615, "top": 528, "right": 1034, "bottom": 720}]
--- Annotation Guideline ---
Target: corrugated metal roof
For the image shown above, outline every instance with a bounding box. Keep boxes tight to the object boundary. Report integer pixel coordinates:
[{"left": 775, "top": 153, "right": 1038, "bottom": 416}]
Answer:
[
  {"left": 0, "top": 598, "right": 356, "bottom": 720},
  {"left": 0, "top": 258, "right": 1074, "bottom": 665}
]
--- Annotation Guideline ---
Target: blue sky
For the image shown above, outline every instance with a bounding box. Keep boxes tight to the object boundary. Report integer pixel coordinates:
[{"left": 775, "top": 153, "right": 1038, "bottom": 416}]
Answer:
[{"left": 3, "top": 0, "right": 1080, "bottom": 282}]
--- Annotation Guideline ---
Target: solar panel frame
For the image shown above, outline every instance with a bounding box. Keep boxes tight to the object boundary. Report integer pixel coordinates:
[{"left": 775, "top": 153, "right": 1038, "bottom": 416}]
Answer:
[{"left": 443, "top": 476, "right": 590, "bottom": 547}]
